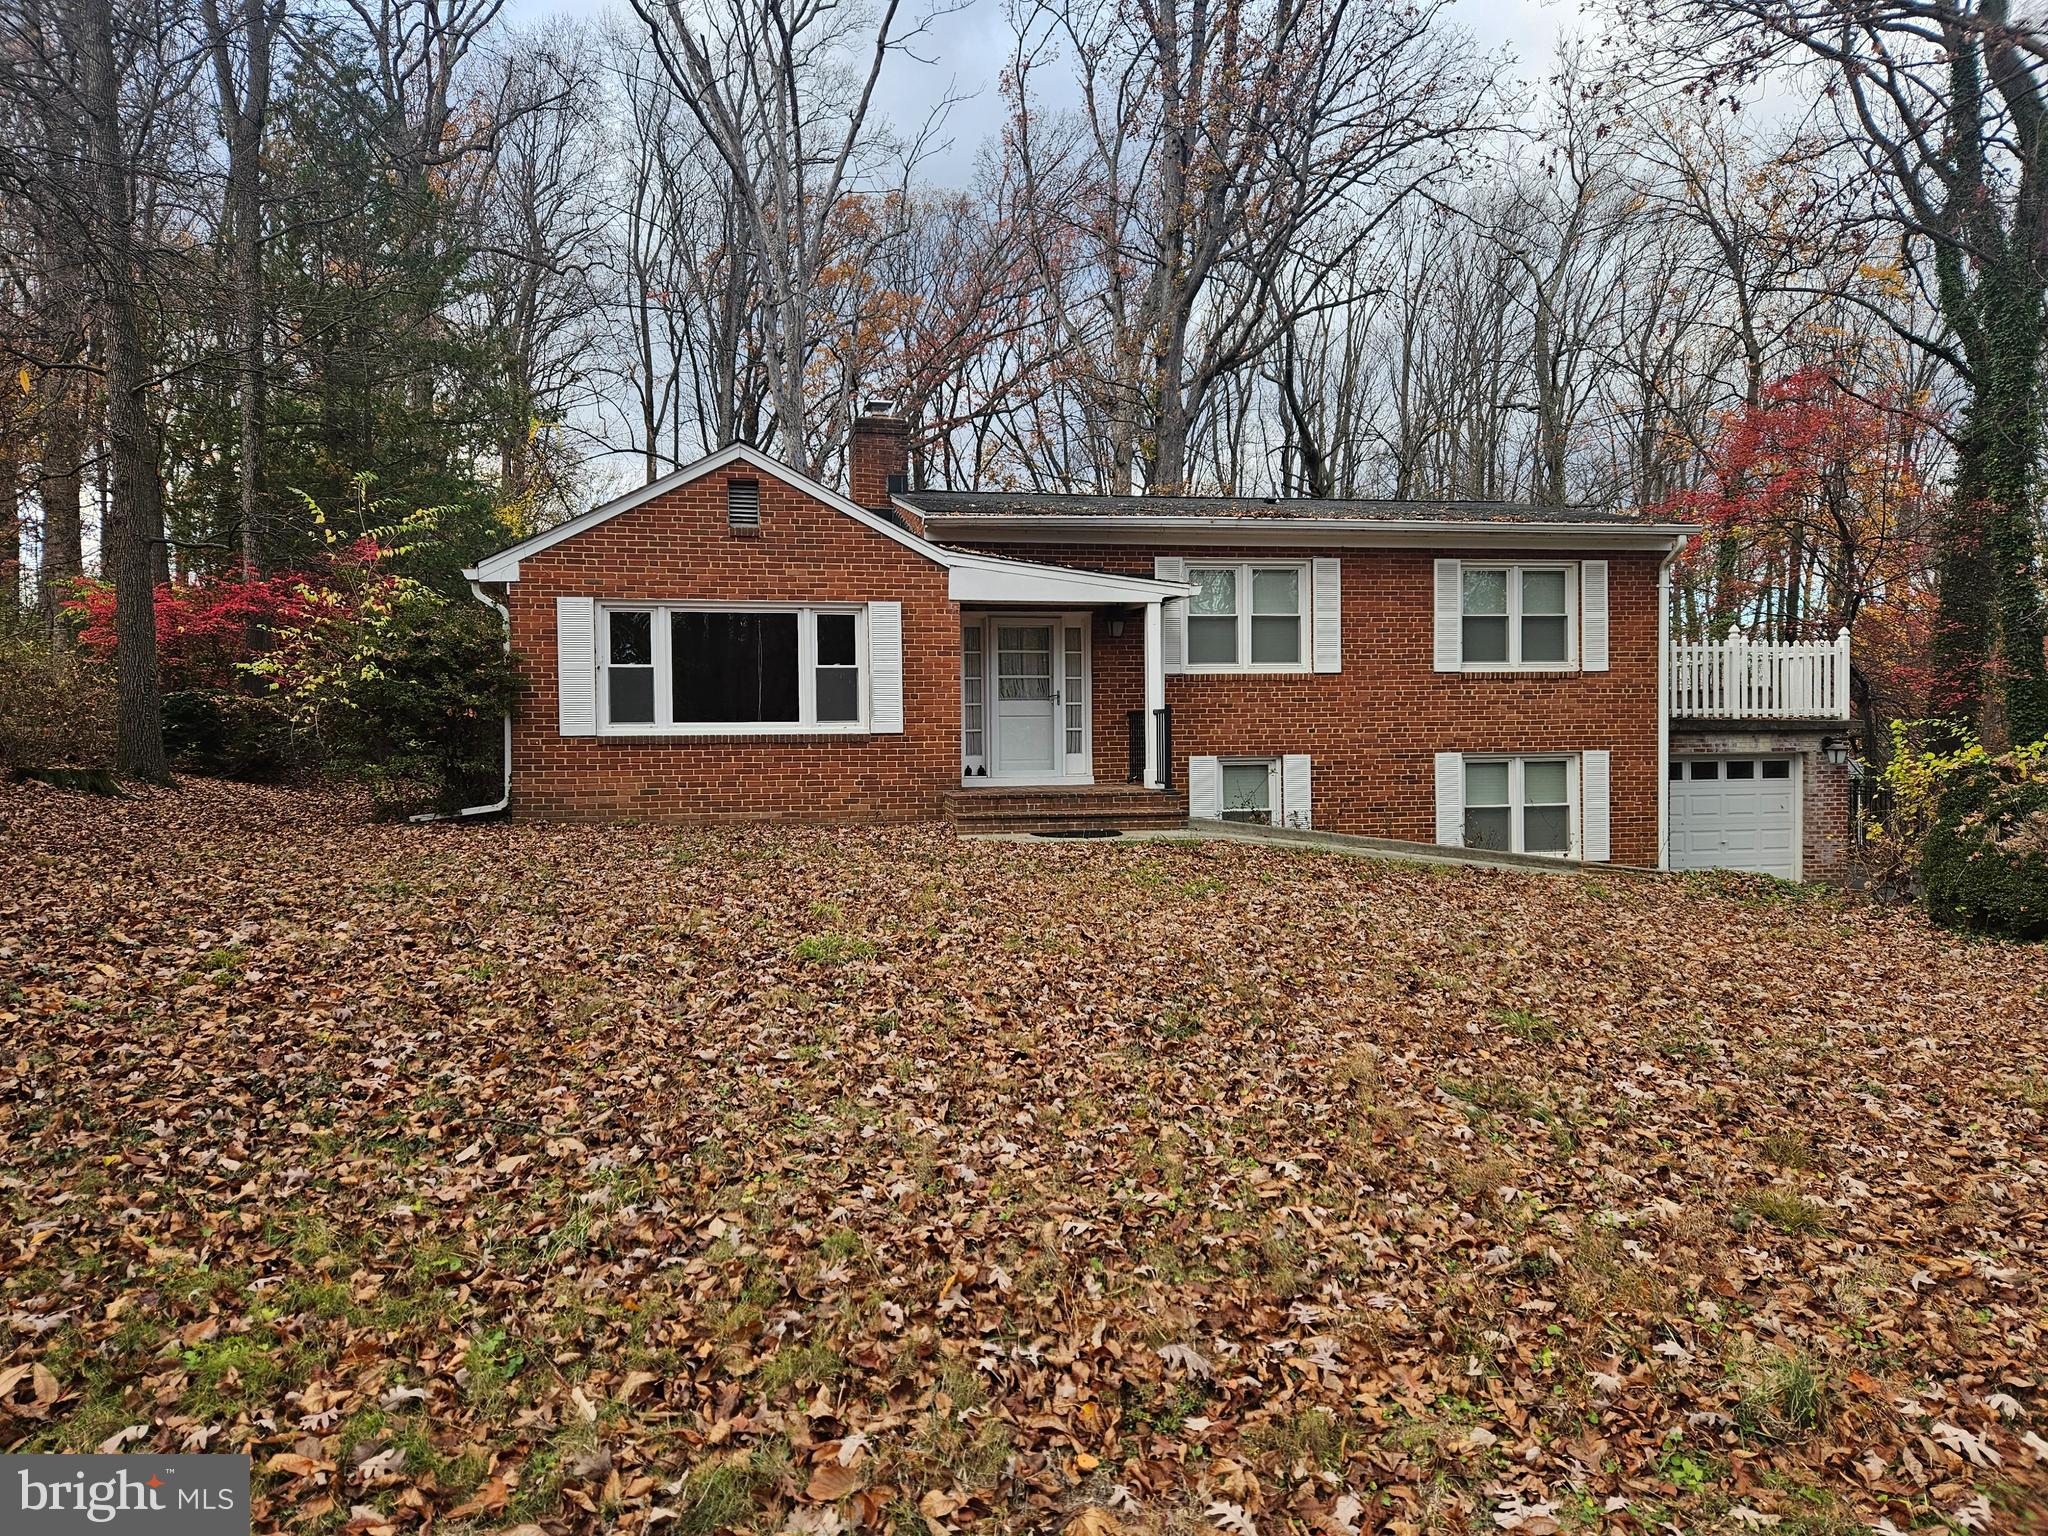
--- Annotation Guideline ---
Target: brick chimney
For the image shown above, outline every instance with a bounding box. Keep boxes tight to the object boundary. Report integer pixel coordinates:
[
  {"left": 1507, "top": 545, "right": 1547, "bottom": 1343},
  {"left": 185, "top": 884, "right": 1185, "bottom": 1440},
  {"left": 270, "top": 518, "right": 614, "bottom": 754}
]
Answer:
[{"left": 849, "top": 398, "right": 910, "bottom": 509}]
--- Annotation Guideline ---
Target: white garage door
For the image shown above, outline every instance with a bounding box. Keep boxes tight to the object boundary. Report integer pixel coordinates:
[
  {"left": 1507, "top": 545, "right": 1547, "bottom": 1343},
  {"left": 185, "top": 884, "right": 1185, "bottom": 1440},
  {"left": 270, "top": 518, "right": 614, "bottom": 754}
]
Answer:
[{"left": 1668, "top": 756, "right": 1799, "bottom": 879}]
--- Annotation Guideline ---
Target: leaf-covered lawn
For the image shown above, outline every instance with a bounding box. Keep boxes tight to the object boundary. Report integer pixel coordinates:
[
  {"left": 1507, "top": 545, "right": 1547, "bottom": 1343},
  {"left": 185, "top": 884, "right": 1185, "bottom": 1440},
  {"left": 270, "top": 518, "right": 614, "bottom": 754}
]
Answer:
[{"left": 3, "top": 781, "right": 2045, "bottom": 1536}]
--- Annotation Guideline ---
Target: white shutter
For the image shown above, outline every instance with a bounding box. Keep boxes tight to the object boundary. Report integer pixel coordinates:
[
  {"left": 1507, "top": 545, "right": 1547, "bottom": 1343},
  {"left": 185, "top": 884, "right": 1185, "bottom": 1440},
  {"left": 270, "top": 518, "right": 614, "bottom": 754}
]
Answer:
[
  {"left": 1188, "top": 755, "right": 1221, "bottom": 819},
  {"left": 1582, "top": 749, "right": 1611, "bottom": 862},
  {"left": 1311, "top": 558, "right": 1342, "bottom": 673},
  {"left": 1155, "top": 556, "right": 1186, "bottom": 673},
  {"left": 1581, "top": 560, "right": 1609, "bottom": 673},
  {"left": 1281, "top": 754, "right": 1312, "bottom": 829},
  {"left": 868, "top": 601, "right": 904, "bottom": 734},
  {"left": 555, "top": 596, "right": 597, "bottom": 736},
  {"left": 1434, "top": 751, "right": 1464, "bottom": 847},
  {"left": 1433, "top": 559, "right": 1462, "bottom": 672}
]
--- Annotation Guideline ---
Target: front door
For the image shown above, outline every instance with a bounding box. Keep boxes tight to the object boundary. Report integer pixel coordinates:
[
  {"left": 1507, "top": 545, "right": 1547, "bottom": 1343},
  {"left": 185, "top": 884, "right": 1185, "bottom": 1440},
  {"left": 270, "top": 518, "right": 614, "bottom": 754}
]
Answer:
[{"left": 992, "top": 621, "right": 1059, "bottom": 776}]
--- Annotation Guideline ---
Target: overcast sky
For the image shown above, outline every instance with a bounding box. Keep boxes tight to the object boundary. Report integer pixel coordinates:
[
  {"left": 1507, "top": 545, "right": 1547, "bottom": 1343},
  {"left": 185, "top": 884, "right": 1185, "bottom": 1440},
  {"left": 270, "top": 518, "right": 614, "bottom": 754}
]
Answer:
[{"left": 501, "top": 0, "right": 1588, "bottom": 188}]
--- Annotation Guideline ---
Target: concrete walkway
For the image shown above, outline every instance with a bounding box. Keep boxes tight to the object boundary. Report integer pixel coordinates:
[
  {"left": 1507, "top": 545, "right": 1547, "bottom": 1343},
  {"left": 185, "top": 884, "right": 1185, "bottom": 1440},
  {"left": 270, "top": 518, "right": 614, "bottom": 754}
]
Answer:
[{"left": 974, "top": 816, "right": 1662, "bottom": 876}]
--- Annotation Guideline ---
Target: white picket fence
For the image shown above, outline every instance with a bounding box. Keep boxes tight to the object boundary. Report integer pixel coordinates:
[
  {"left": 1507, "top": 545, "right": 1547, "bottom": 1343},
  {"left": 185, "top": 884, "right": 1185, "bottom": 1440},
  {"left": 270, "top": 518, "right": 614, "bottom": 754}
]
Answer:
[{"left": 1669, "top": 630, "right": 1851, "bottom": 720}]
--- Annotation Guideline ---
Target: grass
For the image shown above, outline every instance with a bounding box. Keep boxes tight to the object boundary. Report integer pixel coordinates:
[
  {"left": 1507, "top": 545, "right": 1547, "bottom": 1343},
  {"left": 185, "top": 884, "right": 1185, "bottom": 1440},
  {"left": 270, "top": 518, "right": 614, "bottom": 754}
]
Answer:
[{"left": 1733, "top": 1188, "right": 1833, "bottom": 1235}]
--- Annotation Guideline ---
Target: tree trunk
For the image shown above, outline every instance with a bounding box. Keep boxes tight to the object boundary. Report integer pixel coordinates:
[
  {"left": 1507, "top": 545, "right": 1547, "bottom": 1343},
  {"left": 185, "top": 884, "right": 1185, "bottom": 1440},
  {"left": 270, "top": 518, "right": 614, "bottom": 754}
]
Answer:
[
  {"left": 204, "top": 0, "right": 274, "bottom": 575},
  {"left": 78, "top": 0, "right": 169, "bottom": 780}
]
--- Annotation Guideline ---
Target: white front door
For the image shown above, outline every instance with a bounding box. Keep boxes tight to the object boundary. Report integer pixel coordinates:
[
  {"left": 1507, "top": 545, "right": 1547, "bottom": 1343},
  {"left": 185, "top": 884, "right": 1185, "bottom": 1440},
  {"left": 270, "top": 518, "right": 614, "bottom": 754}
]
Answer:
[{"left": 992, "top": 621, "right": 1059, "bottom": 776}]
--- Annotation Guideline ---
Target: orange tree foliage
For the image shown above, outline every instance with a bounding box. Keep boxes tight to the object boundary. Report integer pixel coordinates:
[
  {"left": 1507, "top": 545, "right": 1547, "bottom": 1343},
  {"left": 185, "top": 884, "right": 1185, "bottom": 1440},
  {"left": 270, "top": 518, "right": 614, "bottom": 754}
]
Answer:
[{"left": 1656, "top": 367, "right": 1943, "bottom": 721}]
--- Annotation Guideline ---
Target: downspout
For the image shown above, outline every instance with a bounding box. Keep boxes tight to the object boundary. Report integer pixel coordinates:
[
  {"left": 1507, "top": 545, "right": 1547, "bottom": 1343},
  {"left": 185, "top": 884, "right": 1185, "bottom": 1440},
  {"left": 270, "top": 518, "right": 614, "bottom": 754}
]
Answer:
[
  {"left": 410, "top": 578, "right": 512, "bottom": 823},
  {"left": 1657, "top": 547, "right": 1675, "bottom": 871}
]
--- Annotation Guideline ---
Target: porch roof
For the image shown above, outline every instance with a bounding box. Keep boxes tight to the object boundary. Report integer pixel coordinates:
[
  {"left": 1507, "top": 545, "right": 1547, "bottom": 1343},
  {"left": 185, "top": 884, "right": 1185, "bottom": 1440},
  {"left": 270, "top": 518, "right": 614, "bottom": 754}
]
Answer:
[{"left": 945, "top": 548, "right": 1194, "bottom": 607}]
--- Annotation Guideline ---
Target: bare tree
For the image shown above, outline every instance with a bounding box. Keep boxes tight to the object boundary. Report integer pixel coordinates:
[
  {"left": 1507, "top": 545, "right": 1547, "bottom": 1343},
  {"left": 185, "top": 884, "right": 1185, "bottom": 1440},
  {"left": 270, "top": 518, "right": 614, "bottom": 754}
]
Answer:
[
  {"left": 201, "top": 0, "right": 280, "bottom": 574},
  {"left": 625, "top": 0, "right": 948, "bottom": 474}
]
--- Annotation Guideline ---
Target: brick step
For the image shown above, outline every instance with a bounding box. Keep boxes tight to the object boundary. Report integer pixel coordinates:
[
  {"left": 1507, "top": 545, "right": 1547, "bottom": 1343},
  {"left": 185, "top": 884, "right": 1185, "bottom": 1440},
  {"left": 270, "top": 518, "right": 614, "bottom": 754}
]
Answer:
[{"left": 944, "top": 785, "right": 1187, "bottom": 835}]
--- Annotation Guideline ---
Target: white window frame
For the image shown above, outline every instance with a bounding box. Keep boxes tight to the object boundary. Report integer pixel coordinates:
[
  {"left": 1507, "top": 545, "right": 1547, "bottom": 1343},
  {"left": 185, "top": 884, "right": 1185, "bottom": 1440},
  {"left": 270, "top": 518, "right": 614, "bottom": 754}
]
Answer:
[
  {"left": 1218, "top": 757, "right": 1280, "bottom": 824},
  {"left": 598, "top": 601, "right": 869, "bottom": 736},
  {"left": 1183, "top": 561, "right": 1312, "bottom": 674},
  {"left": 1458, "top": 562, "right": 1578, "bottom": 672},
  {"left": 1462, "top": 754, "right": 1579, "bottom": 857}
]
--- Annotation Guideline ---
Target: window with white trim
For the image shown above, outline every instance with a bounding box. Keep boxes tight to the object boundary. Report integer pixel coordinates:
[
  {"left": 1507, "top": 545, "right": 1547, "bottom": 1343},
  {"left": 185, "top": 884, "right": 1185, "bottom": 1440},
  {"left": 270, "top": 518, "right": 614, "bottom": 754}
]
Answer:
[
  {"left": 1464, "top": 755, "right": 1575, "bottom": 856},
  {"left": 1186, "top": 562, "right": 1307, "bottom": 670},
  {"left": 600, "top": 604, "right": 865, "bottom": 733},
  {"left": 1220, "top": 759, "right": 1278, "bottom": 824},
  {"left": 1460, "top": 564, "right": 1574, "bottom": 668}
]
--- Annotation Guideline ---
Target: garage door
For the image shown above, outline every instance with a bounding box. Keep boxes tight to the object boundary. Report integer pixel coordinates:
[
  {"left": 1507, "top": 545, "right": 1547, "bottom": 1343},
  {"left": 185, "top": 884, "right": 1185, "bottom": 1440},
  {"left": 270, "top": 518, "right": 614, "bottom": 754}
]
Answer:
[{"left": 1668, "top": 756, "right": 1799, "bottom": 879}]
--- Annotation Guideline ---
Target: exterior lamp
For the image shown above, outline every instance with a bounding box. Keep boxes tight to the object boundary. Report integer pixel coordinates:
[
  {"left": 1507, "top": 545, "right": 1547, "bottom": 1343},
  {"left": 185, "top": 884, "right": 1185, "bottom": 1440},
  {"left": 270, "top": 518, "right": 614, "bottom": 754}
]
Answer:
[
  {"left": 1108, "top": 613, "right": 1127, "bottom": 639},
  {"left": 1820, "top": 736, "right": 1851, "bottom": 767}
]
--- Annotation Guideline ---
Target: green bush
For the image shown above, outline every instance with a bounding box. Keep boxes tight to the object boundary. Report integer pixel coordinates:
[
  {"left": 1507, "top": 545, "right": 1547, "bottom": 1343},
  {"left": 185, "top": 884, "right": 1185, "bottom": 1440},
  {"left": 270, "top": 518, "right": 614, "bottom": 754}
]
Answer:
[
  {"left": 161, "top": 689, "right": 302, "bottom": 781},
  {"left": 1918, "top": 745, "right": 2048, "bottom": 939},
  {"left": 305, "top": 591, "right": 518, "bottom": 816}
]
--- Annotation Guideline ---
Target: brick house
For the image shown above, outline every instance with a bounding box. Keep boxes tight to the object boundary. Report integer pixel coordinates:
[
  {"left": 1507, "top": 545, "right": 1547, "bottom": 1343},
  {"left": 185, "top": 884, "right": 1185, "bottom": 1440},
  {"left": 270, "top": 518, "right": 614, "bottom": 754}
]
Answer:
[{"left": 463, "top": 408, "right": 1857, "bottom": 879}]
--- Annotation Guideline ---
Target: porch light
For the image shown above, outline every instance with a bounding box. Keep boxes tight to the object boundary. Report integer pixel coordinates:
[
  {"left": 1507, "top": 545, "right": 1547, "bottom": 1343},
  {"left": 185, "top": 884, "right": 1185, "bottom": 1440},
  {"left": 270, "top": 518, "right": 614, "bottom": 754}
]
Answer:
[
  {"left": 1108, "top": 614, "right": 1126, "bottom": 638},
  {"left": 1820, "top": 736, "right": 1851, "bottom": 767}
]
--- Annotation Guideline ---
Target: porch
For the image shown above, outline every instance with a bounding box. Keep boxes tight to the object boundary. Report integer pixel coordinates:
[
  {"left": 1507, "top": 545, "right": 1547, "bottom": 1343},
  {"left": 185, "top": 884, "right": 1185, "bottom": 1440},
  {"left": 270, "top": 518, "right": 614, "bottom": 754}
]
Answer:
[{"left": 948, "top": 553, "right": 1189, "bottom": 791}]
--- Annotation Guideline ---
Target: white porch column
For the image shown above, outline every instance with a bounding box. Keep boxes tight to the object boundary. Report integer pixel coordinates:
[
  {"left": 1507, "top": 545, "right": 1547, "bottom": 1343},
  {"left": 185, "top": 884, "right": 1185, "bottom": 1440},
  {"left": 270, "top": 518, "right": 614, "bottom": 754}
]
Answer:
[{"left": 1142, "top": 599, "right": 1166, "bottom": 789}]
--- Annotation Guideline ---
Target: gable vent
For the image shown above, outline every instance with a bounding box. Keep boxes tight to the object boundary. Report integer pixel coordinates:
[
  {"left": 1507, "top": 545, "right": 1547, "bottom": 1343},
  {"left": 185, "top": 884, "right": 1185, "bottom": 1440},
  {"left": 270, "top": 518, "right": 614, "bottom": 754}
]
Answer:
[{"left": 727, "top": 477, "right": 761, "bottom": 528}]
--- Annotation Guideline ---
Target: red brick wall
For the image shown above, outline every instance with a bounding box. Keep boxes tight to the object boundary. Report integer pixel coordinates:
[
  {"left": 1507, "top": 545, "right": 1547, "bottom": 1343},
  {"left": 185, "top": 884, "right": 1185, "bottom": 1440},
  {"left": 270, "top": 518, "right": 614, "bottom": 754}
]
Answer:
[
  {"left": 502, "top": 469, "right": 957, "bottom": 822},
  {"left": 957, "top": 542, "right": 1667, "bottom": 867}
]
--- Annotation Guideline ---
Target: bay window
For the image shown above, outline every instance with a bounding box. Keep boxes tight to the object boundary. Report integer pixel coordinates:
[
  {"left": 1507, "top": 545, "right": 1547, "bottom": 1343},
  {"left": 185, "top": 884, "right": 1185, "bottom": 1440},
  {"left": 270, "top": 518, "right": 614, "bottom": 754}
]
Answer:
[{"left": 600, "top": 605, "right": 865, "bottom": 732}]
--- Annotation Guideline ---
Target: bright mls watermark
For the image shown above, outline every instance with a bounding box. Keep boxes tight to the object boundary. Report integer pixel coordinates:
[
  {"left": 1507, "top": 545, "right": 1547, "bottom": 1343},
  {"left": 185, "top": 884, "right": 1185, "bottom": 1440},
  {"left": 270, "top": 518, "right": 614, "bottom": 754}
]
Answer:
[{"left": 2, "top": 1456, "right": 249, "bottom": 1535}]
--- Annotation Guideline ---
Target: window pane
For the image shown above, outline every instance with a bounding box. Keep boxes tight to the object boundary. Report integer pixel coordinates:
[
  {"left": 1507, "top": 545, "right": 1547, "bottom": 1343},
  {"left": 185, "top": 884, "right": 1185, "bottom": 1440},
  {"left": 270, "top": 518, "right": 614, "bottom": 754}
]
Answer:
[
  {"left": 996, "top": 625, "right": 1053, "bottom": 700},
  {"left": 1251, "top": 568, "right": 1299, "bottom": 615},
  {"left": 1465, "top": 760, "right": 1510, "bottom": 806},
  {"left": 1690, "top": 761, "right": 1718, "bottom": 780},
  {"left": 1521, "top": 569, "right": 1567, "bottom": 615},
  {"left": 1521, "top": 615, "right": 1568, "bottom": 663},
  {"left": 610, "top": 610, "right": 652, "bottom": 665},
  {"left": 1463, "top": 615, "right": 1510, "bottom": 664},
  {"left": 1250, "top": 615, "right": 1300, "bottom": 664},
  {"left": 1189, "top": 568, "right": 1237, "bottom": 616},
  {"left": 817, "top": 613, "right": 857, "bottom": 666},
  {"left": 1761, "top": 760, "right": 1791, "bottom": 780},
  {"left": 1465, "top": 806, "right": 1512, "bottom": 851},
  {"left": 1221, "top": 763, "right": 1272, "bottom": 823},
  {"left": 1726, "top": 760, "right": 1756, "bottom": 780},
  {"left": 609, "top": 668, "right": 654, "bottom": 724},
  {"left": 1669, "top": 761, "right": 1684, "bottom": 780},
  {"left": 1462, "top": 568, "right": 1508, "bottom": 616},
  {"left": 1188, "top": 615, "right": 1238, "bottom": 665},
  {"left": 1524, "top": 805, "right": 1570, "bottom": 854},
  {"left": 1523, "top": 759, "right": 1569, "bottom": 805},
  {"left": 672, "top": 612, "right": 799, "bottom": 722},
  {"left": 816, "top": 668, "right": 859, "bottom": 722}
]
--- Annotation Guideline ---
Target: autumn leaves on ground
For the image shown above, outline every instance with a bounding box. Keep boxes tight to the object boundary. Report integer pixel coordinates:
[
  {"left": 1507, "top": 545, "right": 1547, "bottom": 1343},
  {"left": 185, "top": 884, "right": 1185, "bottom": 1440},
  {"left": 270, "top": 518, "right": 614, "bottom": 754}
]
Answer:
[{"left": 3, "top": 781, "right": 2045, "bottom": 1536}]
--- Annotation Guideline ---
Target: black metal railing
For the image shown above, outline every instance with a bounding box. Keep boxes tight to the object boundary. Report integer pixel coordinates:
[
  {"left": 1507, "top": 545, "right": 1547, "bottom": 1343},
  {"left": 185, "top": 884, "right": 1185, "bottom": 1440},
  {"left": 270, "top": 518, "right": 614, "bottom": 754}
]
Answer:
[{"left": 1125, "top": 706, "right": 1173, "bottom": 788}]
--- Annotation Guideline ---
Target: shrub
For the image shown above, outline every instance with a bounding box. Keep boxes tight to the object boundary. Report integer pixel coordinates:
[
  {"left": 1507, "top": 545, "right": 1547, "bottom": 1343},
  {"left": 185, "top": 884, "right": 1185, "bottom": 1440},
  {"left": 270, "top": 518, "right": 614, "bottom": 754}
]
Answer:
[
  {"left": 1919, "top": 744, "right": 2048, "bottom": 939},
  {"left": 0, "top": 622, "right": 114, "bottom": 776}
]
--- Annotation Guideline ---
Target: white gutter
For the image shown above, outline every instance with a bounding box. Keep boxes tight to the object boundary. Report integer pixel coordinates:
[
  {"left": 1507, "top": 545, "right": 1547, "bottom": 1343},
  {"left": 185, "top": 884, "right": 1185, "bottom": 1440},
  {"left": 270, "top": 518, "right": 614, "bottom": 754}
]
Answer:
[
  {"left": 917, "top": 512, "right": 1700, "bottom": 551},
  {"left": 410, "top": 579, "right": 512, "bottom": 823}
]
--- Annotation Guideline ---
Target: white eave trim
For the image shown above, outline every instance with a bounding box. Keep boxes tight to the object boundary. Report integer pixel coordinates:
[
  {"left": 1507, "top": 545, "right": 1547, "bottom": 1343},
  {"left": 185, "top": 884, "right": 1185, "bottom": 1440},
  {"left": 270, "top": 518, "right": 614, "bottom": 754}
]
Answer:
[
  {"left": 913, "top": 512, "right": 1701, "bottom": 553},
  {"left": 463, "top": 442, "right": 948, "bottom": 584}
]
